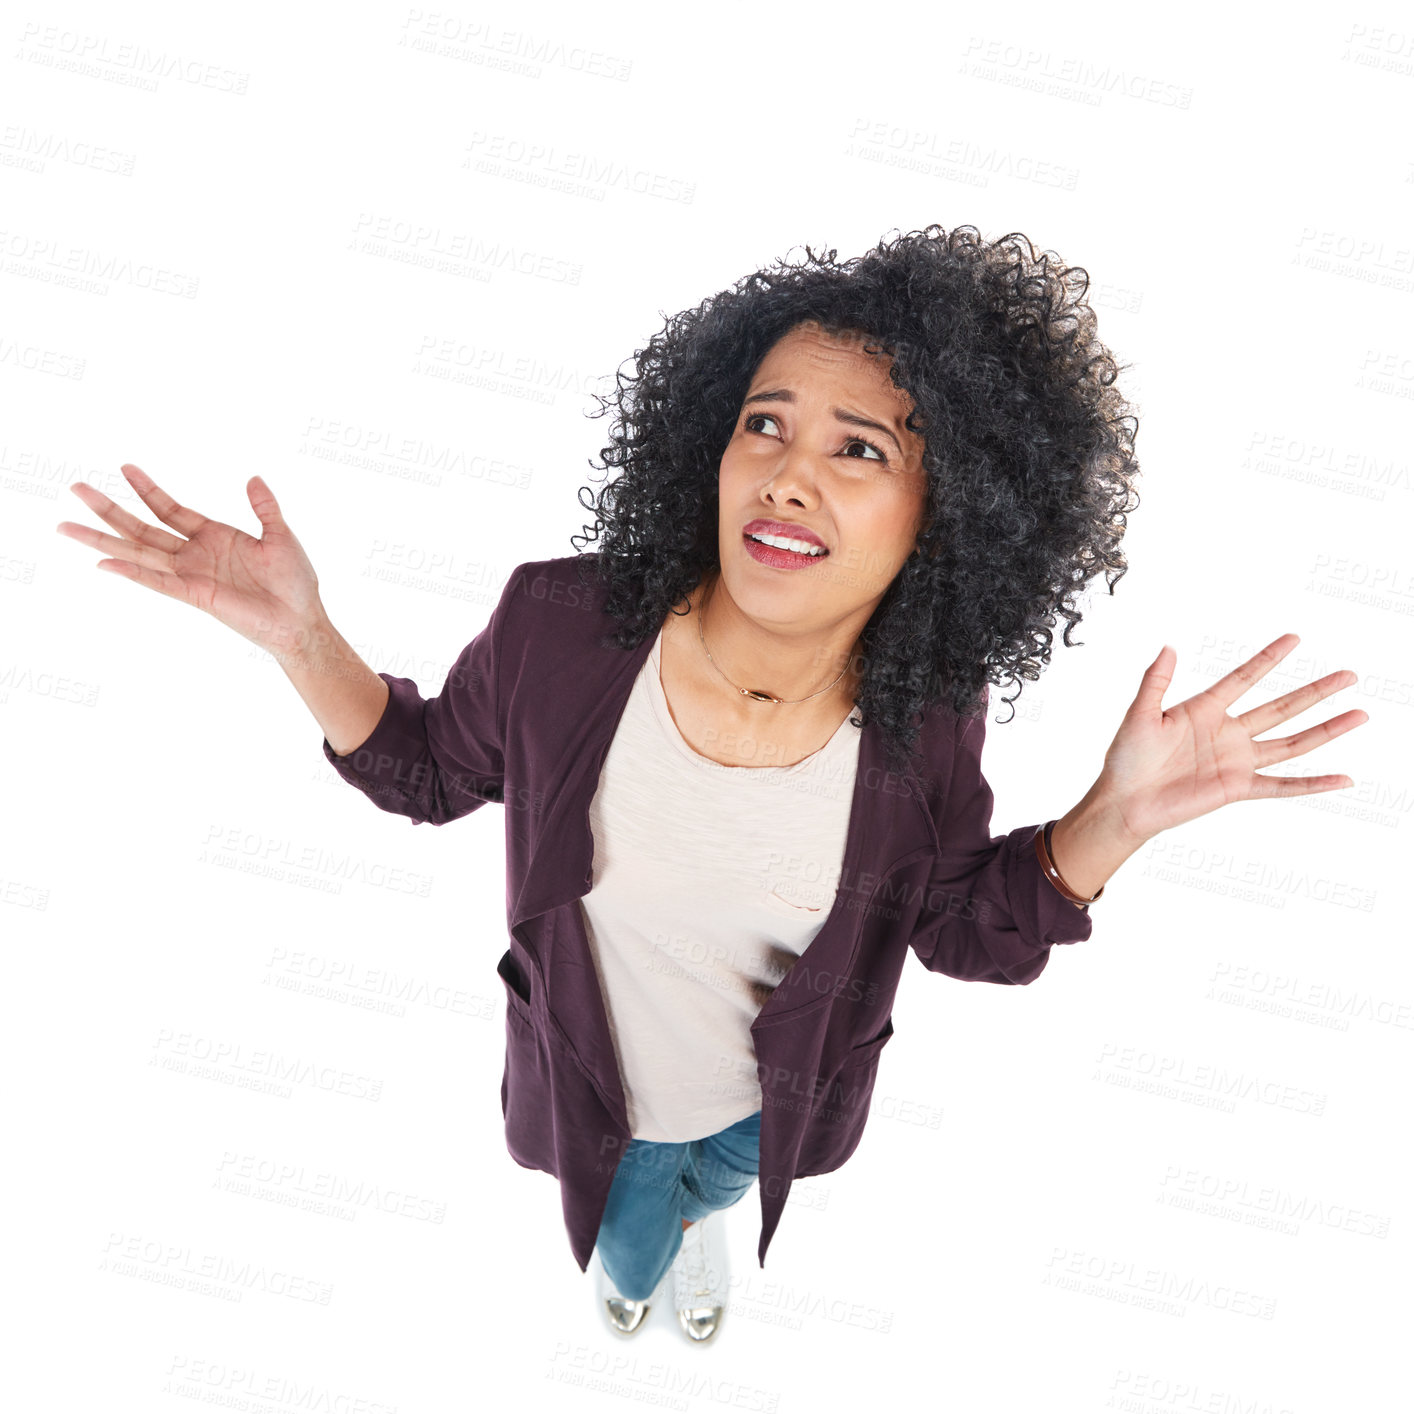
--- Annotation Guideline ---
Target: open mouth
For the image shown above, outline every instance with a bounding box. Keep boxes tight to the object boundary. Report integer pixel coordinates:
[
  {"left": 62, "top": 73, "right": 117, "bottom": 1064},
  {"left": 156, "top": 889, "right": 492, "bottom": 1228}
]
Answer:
[{"left": 744, "top": 532, "right": 828, "bottom": 559}]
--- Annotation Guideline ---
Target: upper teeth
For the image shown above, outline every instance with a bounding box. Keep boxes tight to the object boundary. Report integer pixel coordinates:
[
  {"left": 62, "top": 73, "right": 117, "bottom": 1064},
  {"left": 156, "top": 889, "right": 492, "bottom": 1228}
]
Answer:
[{"left": 748, "top": 532, "right": 826, "bottom": 556}]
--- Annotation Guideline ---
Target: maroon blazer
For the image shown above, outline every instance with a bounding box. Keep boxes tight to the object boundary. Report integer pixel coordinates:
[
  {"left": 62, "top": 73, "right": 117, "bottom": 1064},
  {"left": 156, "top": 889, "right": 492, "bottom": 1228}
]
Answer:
[{"left": 322, "top": 554, "right": 1094, "bottom": 1274}]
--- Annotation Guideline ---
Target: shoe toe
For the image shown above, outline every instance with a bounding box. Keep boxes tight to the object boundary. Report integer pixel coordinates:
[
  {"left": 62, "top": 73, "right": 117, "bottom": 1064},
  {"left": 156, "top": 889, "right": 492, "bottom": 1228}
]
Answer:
[
  {"left": 677, "top": 1304, "right": 722, "bottom": 1342},
  {"left": 606, "top": 1296, "right": 650, "bottom": 1335}
]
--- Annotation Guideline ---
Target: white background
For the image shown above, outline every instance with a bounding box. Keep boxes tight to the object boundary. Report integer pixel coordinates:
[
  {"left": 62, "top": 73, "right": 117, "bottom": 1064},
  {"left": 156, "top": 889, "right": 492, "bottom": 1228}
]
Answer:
[{"left": 5, "top": 2, "right": 1409, "bottom": 1410}]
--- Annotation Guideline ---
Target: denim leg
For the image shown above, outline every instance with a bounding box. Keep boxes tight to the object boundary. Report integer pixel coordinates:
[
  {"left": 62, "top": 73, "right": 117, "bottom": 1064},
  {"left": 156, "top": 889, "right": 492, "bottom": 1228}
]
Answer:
[
  {"left": 595, "top": 1137, "right": 689, "bottom": 1302},
  {"left": 595, "top": 1112, "right": 764, "bottom": 1299},
  {"left": 680, "top": 1110, "right": 762, "bottom": 1224}
]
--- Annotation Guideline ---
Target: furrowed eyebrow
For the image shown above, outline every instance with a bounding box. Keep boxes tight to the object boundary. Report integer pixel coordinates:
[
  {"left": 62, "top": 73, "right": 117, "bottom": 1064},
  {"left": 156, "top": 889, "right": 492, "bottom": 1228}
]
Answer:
[{"left": 741, "top": 388, "right": 903, "bottom": 457}]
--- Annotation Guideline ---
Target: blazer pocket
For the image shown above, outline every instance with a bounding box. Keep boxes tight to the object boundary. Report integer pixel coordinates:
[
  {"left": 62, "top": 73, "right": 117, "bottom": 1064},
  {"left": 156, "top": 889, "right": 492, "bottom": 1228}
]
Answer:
[
  {"left": 495, "top": 947, "right": 557, "bottom": 1174},
  {"left": 496, "top": 947, "right": 533, "bottom": 1022},
  {"left": 841, "top": 1014, "right": 895, "bottom": 1066},
  {"left": 794, "top": 1016, "right": 896, "bottom": 1177}
]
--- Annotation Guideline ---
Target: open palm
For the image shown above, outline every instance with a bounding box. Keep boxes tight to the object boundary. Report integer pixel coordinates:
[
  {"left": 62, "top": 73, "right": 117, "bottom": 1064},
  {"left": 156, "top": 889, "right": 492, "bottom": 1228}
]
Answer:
[
  {"left": 56, "top": 463, "right": 324, "bottom": 653},
  {"left": 1097, "top": 634, "right": 1368, "bottom": 844}
]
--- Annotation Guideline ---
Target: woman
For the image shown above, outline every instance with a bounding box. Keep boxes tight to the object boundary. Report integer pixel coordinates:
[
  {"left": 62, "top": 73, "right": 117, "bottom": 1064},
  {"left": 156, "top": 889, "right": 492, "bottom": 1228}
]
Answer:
[{"left": 56, "top": 225, "right": 1366, "bottom": 1346}]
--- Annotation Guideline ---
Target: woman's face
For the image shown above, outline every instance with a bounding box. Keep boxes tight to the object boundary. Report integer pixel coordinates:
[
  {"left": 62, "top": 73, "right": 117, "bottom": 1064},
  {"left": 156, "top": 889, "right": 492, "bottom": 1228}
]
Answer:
[{"left": 716, "top": 319, "right": 929, "bottom": 632}]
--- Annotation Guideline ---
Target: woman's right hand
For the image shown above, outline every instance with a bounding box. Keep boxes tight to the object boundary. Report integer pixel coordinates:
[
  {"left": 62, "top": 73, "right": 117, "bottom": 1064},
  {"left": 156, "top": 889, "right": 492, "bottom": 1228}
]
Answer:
[{"left": 56, "top": 464, "right": 327, "bottom": 656}]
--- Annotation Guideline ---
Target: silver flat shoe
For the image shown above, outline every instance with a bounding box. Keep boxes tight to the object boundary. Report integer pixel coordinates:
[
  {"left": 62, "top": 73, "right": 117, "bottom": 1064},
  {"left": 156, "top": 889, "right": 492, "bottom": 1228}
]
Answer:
[
  {"left": 672, "top": 1214, "right": 727, "bottom": 1343},
  {"left": 594, "top": 1245, "right": 654, "bottom": 1336}
]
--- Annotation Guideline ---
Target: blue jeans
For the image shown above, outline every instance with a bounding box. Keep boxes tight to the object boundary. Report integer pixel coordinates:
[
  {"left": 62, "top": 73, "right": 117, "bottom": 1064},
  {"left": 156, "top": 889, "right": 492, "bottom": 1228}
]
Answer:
[{"left": 594, "top": 1109, "right": 762, "bottom": 1302}]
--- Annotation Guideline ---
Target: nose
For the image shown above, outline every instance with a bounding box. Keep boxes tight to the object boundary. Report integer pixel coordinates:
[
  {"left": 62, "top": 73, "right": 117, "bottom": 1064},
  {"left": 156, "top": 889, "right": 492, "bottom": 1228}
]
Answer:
[{"left": 762, "top": 442, "right": 821, "bottom": 509}]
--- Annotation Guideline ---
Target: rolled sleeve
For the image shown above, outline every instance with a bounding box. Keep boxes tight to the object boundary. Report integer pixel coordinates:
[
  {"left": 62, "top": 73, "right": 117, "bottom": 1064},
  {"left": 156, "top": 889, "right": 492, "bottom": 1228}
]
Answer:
[
  {"left": 322, "top": 564, "right": 524, "bottom": 825},
  {"left": 910, "top": 707, "right": 1093, "bottom": 986}
]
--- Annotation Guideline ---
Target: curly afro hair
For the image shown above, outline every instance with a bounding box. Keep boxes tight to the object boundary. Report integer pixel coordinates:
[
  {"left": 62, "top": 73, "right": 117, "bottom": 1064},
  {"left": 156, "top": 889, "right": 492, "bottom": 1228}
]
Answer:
[{"left": 570, "top": 223, "right": 1142, "bottom": 772}]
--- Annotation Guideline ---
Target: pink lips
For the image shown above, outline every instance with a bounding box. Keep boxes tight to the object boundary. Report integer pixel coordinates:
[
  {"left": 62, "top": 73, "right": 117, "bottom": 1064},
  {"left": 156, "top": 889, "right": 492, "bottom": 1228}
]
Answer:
[
  {"left": 742, "top": 518, "right": 827, "bottom": 550},
  {"left": 741, "top": 519, "right": 830, "bottom": 571}
]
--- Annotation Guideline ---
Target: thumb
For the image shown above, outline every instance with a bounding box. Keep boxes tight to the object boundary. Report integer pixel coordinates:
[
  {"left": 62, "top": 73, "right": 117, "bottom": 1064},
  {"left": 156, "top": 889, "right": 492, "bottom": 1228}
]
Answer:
[
  {"left": 1131, "top": 643, "right": 1175, "bottom": 716},
  {"left": 246, "top": 475, "right": 287, "bottom": 534}
]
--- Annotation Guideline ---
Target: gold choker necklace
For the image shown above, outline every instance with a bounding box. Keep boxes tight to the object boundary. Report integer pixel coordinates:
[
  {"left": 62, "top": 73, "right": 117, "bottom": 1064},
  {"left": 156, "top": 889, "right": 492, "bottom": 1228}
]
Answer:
[{"left": 696, "top": 579, "right": 850, "bottom": 705}]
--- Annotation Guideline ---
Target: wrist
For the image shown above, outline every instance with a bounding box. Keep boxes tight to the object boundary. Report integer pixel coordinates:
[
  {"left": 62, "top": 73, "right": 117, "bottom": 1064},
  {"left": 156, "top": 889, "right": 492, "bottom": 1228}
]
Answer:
[
  {"left": 262, "top": 609, "right": 347, "bottom": 676},
  {"left": 1046, "top": 787, "right": 1149, "bottom": 902},
  {"left": 1068, "top": 779, "right": 1152, "bottom": 854}
]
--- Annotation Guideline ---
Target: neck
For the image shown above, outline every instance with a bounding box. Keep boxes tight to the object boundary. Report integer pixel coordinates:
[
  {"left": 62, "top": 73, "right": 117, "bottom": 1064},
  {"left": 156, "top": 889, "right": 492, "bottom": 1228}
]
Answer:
[{"left": 697, "top": 569, "right": 863, "bottom": 707}]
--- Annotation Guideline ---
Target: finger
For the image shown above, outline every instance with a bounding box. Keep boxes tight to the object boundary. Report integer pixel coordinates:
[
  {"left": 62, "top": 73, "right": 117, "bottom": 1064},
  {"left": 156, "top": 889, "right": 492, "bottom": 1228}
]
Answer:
[
  {"left": 56, "top": 519, "right": 178, "bottom": 574},
  {"left": 1246, "top": 770, "right": 1356, "bottom": 800},
  {"left": 1238, "top": 669, "right": 1358, "bottom": 737},
  {"left": 65, "top": 479, "right": 186, "bottom": 554},
  {"left": 246, "top": 475, "right": 289, "bottom": 535},
  {"left": 1130, "top": 644, "right": 1175, "bottom": 716},
  {"left": 119, "top": 462, "right": 208, "bottom": 539},
  {"left": 1251, "top": 707, "right": 1369, "bottom": 770},
  {"left": 1204, "top": 633, "right": 1300, "bottom": 712},
  {"left": 94, "top": 555, "right": 199, "bottom": 605}
]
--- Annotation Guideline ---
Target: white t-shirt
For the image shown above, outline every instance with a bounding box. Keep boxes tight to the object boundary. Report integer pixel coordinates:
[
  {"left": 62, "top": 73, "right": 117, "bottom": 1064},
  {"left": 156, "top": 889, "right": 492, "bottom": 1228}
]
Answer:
[{"left": 578, "top": 624, "right": 862, "bottom": 1141}]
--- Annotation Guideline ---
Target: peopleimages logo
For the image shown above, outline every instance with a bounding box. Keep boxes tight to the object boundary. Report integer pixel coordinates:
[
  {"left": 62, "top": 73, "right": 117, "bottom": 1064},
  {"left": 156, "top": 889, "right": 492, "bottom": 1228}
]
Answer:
[{"left": 835, "top": 862, "right": 991, "bottom": 925}]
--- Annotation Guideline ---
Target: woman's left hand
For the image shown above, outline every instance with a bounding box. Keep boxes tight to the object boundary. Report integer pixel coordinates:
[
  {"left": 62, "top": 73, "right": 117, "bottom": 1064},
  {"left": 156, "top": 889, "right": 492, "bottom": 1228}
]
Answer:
[{"left": 1094, "top": 633, "right": 1368, "bottom": 845}]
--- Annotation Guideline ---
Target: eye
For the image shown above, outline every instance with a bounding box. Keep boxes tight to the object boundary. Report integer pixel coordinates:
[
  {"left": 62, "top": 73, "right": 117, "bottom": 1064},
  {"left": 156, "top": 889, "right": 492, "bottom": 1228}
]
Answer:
[
  {"left": 841, "top": 435, "right": 888, "bottom": 463},
  {"left": 741, "top": 412, "right": 890, "bottom": 465}
]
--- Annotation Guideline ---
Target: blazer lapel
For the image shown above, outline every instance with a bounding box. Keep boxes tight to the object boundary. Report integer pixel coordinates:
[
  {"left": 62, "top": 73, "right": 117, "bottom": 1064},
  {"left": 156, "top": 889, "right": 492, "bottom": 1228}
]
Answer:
[
  {"left": 751, "top": 711, "right": 939, "bottom": 1025},
  {"left": 508, "top": 625, "right": 657, "bottom": 934}
]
